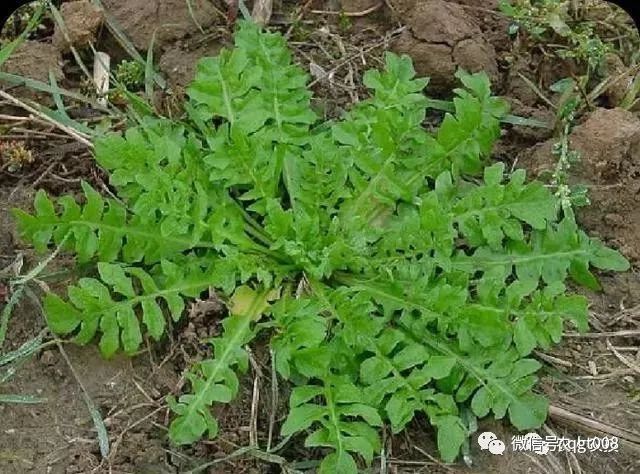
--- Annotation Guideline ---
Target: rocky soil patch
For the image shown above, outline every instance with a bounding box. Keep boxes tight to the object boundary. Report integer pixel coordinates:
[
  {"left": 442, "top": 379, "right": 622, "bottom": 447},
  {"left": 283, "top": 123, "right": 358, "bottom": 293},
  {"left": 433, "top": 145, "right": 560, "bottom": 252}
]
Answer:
[
  {"left": 391, "top": 0, "right": 499, "bottom": 93},
  {"left": 520, "top": 107, "right": 640, "bottom": 261}
]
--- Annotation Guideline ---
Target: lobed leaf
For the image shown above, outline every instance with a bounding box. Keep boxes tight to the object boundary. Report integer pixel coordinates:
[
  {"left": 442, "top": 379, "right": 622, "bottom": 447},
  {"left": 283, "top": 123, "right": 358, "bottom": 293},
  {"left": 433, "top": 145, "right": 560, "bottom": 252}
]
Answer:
[
  {"left": 168, "top": 286, "right": 271, "bottom": 444},
  {"left": 44, "top": 262, "right": 215, "bottom": 357}
]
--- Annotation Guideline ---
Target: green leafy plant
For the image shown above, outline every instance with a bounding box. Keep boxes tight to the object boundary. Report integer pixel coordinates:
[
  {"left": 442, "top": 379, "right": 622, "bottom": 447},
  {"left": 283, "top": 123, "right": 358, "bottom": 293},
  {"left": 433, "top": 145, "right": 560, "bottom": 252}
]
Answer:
[
  {"left": 500, "top": 0, "right": 611, "bottom": 71},
  {"left": 13, "top": 21, "right": 629, "bottom": 471},
  {"left": 526, "top": 77, "right": 589, "bottom": 214},
  {"left": 0, "top": 140, "right": 34, "bottom": 172},
  {"left": 498, "top": 1, "right": 630, "bottom": 214},
  {"left": 115, "top": 59, "right": 145, "bottom": 91}
]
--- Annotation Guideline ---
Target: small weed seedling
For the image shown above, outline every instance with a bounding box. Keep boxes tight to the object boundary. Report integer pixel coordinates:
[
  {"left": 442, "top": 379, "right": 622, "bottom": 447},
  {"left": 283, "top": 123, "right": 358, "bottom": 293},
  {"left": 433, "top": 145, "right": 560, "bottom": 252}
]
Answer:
[
  {"left": 500, "top": 0, "right": 611, "bottom": 71},
  {"left": 0, "top": 140, "right": 34, "bottom": 172},
  {"left": 115, "top": 59, "right": 145, "bottom": 91},
  {"left": 13, "top": 22, "right": 629, "bottom": 472}
]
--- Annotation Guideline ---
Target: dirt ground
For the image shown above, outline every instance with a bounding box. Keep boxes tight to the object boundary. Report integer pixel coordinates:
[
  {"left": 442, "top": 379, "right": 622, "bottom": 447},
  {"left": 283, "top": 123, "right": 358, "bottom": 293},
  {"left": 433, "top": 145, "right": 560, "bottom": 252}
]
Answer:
[{"left": 1, "top": 1, "right": 640, "bottom": 473}]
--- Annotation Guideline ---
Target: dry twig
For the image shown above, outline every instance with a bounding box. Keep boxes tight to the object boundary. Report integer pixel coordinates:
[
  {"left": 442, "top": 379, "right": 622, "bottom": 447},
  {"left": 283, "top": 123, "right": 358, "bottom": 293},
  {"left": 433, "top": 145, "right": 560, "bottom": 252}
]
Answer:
[
  {"left": 0, "top": 90, "right": 93, "bottom": 148},
  {"left": 549, "top": 404, "right": 640, "bottom": 450}
]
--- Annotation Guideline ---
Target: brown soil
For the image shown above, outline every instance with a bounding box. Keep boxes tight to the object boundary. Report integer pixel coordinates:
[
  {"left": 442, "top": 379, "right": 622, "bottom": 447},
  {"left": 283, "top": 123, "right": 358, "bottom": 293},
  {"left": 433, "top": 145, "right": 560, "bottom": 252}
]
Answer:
[
  {"left": 391, "top": 0, "right": 500, "bottom": 93},
  {"left": 1, "top": 1, "right": 640, "bottom": 473},
  {"left": 1, "top": 40, "right": 63, "bottom": 102},
  {"left": 0, "top": 338, "right": 176, "bottom": 473},
  {"left": 159, "top": 39, "right": 224, "bottom": 91},
  {"left": 101, "top": 0, "right": 221, "bottom": 51},
  {"left": 52, "top": 0, "right": 105, "bottom": 52},
  {"left": 2, "top": 39, "right": 62, "bottom": 83}
]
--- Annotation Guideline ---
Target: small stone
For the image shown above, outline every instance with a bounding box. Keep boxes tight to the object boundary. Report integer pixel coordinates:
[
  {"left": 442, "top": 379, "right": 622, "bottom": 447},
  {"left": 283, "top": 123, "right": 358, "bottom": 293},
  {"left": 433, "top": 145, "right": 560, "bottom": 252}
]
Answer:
[
  {"left": 40, "top": 350, "right": 57, "bottom": 366},
  {"left": 101, "top": 0, "right": 219, "bottom": 51},
  {"left": 391, "top": 0, "right": 498, "bottom": 93},
  {"left": 52, "top": 1, "right": 104, "bottom": 52}
]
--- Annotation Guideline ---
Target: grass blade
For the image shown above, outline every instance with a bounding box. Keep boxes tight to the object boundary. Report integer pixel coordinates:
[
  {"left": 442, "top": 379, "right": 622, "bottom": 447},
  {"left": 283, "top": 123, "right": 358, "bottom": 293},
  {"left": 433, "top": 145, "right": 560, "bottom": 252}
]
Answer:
[
  {"left": 501, "top": 114, "right": 551, "bottom": 129},
  {"left": 0, "top": 366, "right": 18, "bottom": 384},
  {"left": 49, "top": 69, "right": 72, "bottom": 121},
  {"left": 145, "top": 32, "right": 157, "bottom": 100},
  {"left": 28, "top": 99, "right": 95, "bottom": 136},
  {"left": 0, "top": 331, "right": 46, "bottom": 366},
  {"left": 0, "top": 287, "right": 24, "bottom": 352},
  {"left": 620, "top": 74, "right": 640, "bottom": 110},
  {"left": 48, "top": 2, "right": 93, "bottom": 82},
  {"left": 239, "top": 0, "right": 252, "bottom": 20},
  {"left": 0, "top": 71, "right": 110, "bottom": 110},
  {"left": 0, "top": 394, "right": 46, "bottom": 404},
  {"left": 426, "top": 98, "right": 552, "bottom": 129}
]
